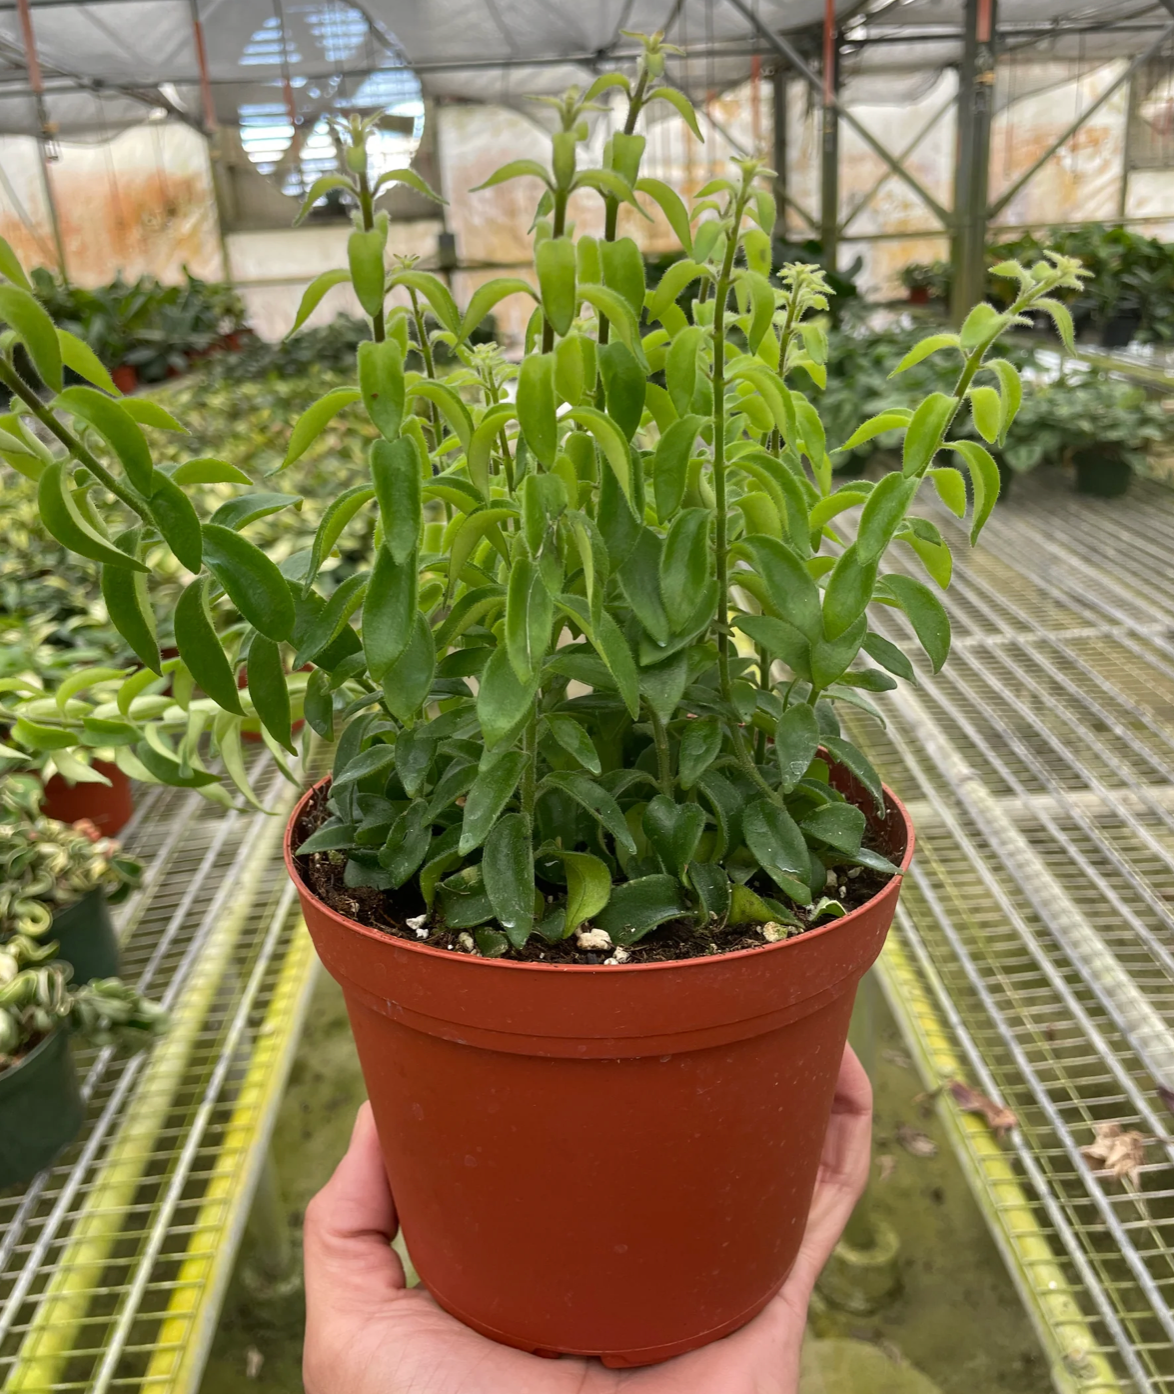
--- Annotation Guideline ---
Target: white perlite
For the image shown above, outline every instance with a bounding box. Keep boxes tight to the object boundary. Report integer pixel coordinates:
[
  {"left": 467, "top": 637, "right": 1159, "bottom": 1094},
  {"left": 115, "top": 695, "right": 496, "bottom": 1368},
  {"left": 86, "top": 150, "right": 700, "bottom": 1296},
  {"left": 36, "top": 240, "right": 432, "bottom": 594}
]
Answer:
[
  {"left": 407, "top": 913, "right": 428, "bottom": 939},
  {"left": 762, "top": 922, "right": 790, "bottom": 943},
  {"left": 456, "top": 932, "right": 477, "bottom": 953},
  {"left": 603, "top": 947, "right": 631, "bottom": 965},
  {"left": 574, "top": 927, "right": 613, "bottom": 952}
]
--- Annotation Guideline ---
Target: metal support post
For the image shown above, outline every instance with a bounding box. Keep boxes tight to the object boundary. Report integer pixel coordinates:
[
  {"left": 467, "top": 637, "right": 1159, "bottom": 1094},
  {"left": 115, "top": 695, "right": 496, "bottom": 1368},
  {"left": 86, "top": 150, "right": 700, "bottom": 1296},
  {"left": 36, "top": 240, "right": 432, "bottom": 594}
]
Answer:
[
  {"left": 951, "top": 0, "right": 996, "bottom": 324},
  {"left": 819, "top": 0, "right": 839, "bottom": 268},
  {"left": 15, "top": 0, "right": 66, "bottom": 278},
  {"left": 772, "top": 63, "right": 787, "bottom": 238}
]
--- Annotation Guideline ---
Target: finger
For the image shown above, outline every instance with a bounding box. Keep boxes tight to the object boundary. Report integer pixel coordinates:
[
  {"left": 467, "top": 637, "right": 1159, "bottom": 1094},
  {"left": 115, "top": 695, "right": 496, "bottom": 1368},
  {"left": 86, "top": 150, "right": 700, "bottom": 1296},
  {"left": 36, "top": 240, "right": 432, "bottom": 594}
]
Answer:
[
  {"left": 304, "top": 1101, "right": 406, "bottom": 1313},
  {"left": 787, "top": 1045, "right": 873, "bottom": 1295}
]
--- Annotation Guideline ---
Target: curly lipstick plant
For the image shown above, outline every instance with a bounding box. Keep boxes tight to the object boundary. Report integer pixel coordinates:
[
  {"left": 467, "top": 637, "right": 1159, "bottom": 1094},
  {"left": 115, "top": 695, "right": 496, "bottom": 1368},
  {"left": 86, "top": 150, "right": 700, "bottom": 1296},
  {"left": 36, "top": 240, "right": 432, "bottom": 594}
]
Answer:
[{"left": 1, "top": 33, "right": 1087, "bottom": 958}]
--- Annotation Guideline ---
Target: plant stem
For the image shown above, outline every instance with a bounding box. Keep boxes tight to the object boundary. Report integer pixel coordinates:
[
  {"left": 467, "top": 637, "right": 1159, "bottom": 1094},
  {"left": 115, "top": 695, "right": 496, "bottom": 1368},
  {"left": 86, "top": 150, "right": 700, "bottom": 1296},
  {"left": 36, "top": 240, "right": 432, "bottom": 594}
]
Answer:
[
  {"left": 521, "top": 712, "right": 538, "bottom": 828},
  {"left": 0, "top": 360, "right": 149, "bottom": 518},
  {"left": 541, "top": 192, "right": 569, "bottom": 354},
  {"left": 406, "top": 286, "right": 440, "bottom": 447},
  {"left": 647, "top": 705, "right": 673, "bottom": 795},
  {"left": 598, "top": 68, "right": 650, "bottom": 354}
]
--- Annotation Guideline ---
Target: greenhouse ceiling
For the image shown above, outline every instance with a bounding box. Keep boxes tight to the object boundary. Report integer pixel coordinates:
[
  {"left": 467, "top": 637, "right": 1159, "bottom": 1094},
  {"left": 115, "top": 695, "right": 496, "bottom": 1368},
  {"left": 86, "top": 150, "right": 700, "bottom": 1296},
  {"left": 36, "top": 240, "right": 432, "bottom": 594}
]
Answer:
[{"left": 0, "top": 0, "right": 1171, "bottom": 138}]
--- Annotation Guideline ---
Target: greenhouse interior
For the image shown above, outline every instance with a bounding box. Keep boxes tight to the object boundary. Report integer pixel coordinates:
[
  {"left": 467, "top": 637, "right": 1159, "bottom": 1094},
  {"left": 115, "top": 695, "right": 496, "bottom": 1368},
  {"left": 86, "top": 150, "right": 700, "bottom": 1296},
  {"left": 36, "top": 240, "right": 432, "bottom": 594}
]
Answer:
[{"left": 2, "top": 0, "right": 1174, "bottom": 1390}]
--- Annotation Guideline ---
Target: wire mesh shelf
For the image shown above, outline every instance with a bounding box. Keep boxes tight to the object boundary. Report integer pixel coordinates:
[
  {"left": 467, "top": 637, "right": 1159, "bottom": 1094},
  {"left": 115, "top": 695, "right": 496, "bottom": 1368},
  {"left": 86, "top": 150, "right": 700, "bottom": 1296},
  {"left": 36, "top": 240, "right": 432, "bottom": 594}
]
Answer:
[
  {"left": 864, "top": 474, "right": 1174, "bottom": 1394},
  {"left": 0, "top": 751, "right": 322, "bottom": 1393}
]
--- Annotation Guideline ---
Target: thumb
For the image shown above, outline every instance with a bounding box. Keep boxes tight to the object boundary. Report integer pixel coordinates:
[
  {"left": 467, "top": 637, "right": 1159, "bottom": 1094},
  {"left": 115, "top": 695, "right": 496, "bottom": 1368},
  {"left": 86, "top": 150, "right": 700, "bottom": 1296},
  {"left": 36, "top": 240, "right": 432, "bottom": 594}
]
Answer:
[{"left": 303, "top": 1101, "right": 406, "bottom": 1315}]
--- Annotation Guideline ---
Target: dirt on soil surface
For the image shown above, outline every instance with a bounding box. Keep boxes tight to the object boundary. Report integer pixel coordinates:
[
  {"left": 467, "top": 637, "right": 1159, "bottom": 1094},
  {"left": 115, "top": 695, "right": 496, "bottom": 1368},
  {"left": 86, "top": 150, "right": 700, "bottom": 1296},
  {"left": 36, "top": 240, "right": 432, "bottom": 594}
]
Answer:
[{"left": 294, "top": 783, "right": 894, "bottom": 965}]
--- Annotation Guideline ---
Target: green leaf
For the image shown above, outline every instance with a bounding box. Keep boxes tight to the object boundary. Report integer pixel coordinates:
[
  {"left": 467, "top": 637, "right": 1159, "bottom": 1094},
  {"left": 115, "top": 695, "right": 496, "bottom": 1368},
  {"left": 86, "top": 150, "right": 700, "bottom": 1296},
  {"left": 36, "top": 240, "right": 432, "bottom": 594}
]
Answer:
[
  {"left": 287, "top": 268, "right": 351, "bottom": 334},
  {"left": 801, "top": 802, "right": 866, "bottom": 856},
  {"left": 381, "top": 612, "right": 435, "bottom": 722},
  {"left": 477, "top": 645, "right": 539, "bottom": 749},
  {"left": 821, "top": 735, "right": 885, "bottom": 816},
  {"left": 348, "top": 224, "right": 388, "bottom": 318},
  {"left": 775, "top": 703, "right": 819, "bottom": 792},
  {"left": 57, "top": 327, "right": 120, "bottom": 396},
  {"left": 174, "top": 576, "right": 244, "bottom": 715},
  {"left": 543, "top": 713, "right": 601, "bottom": 774},
  {"left": 482, "top": 813, "right": 534, "bottom": 947},
  {"left": 536, "top": 236, "right": 577, "bottom": 337},
  {"left": 635, "top": 176, "right": 692, "bottom": 253},
  {"left": 517, "top": 352, "right": 559, "bottom": 468},
  {"left": 985, "top": 358, "right": 1022, "bottom": 446},
  {"left": 371, "top": 436, "right": 421, "bottom": 564},
  {"left": 739, "top": 269, "right": 776, "bottom": 353},
  {"left": 459, "top": 277, "right": 538, "bottom": 343},
  {"left": 688, "top": 862, "right": 731, "bottom": 925},
  {"left": 861, "top": 632, "right": 916, "bottom": 684},
  {"left": 38, "top": 459, "right": 148, "bottom": 571},
  {"left": 664, "top": 325, "right": 702, "bottom": 419},
  {"left": 388, "top": 270, "right": 461, "bottom": 337},
  {"left": 294, "top": 572, "right": 367, "bottom": 668},
  {"left": 202, "top": 524, "right": 295, "bottom": 642},
  {"left": 297, "top": 821, "right": 358, "bottom": 854},
  {"left": 506, "top": 554, "right": 553, "bottom": 683},
  {"left": 648, "top": 260, "right": 707, "bottom": 323},
  {"left": 653, "top": 412, "right": 700, "bottom": 521},
  {"left": 1034, "top": 296, "right": 1076, "bottom": 353},
  {"left": 548, "top": 850, "right": 611, "bottom": 936},
  {"left": 678, "top": 716, "right": 721, "bottom": 790},
  {"left": 600, "top": 236, "right": 646, "bottom": 320},
  {"left": 458, "top": 750, "right": 526, "bottom": 856},
  {"left": 891, "top": 333, "right": 961, "bottom": 375},
  {"left": 595, "top": 874, "right": 686, "bottom": 947},
  {"left": 856, "top": 471, "right": 917, "bottom": 565},
  {"left": 304, "top": 668, "right": 334, "bottom": 740},
  {"left": 969, "top": 385, "right": 1000, "bottom": 444},
  {"left": 209, "top": 490, "right": 301, "bottom": 533},
  {"left": 599, "top": 340, "right": 646, "bottom": 440},
  {"left": 742, "top": 535, "right": 822, "bottom": 641},
  {"left": 946, "top": 439, "right": 1001, "bottom": 543},
  {"left": 372, "top": 166, "right": 445, "bottom": 201},
  {"left": 659, "top": 508, "right": 709, "bottom": 632},
  {"left": 538, "top": 771, "right": 637, "bottom": 855},
  {"left": 394, "top": 726, "right": 436, "bottom": 799},
  {"left": 645, "top": 86, "right": 704, "bottom": 141},
  {"left": 303, "top": 484, "right": 374, "bottom": 595},
  {"left": 590, "top": 610, "right": 640, "bottom": 719},
  {"left": 642, "top": 795, "right": 705, "bottom": 878},
  {"left": 902, "top": 392, "right": 955, "bottom": 477},
  {"left": 0, "top": 235, "right": 31, "bottom": 289},
  {"left": 120, "top": 398, "right": 186, "bottom": 432},
  {"left": 471, "top": 158, "right": 551, "bottom": 191},
  {"left": 101, "top": 528, "right": 160, "bottom": 673},
  {"left": 134, "top": 739, "right": 222, "bottom": 788},
  {"left": 169, "top": 457, "right": 253, "bottom": 487},
  {"left": 567, "top": 406, "right": 631, "bottom": 501},
  {"left": 246, "top": 635, "right": 294, "bottom": 753},
  {"left": 743, "top": 799, "right": 812, "bottom": 903},
  {"left": 358, "top": 338, "right": 405, "bottom": 440},
  {"left": 959, "top": 302, "right": 1005, "bottom": 350},
  {"left": 280, "top": 388, "right": 361, "bottom": 471},
  {"left": 56, "top": 385, "right": 152, "bottom": 491},
  {"left": 379, "top": 802, "right": 433, "bottom": 887},
  {"left": 928, "top": 466, "right": 967, "bottom": 518},
  {"left": 638, "top": 650, "right": 690, "bottom": 725},
  {"left": 363, "top": 544, "right": 418, "bottom": 680},
  {"left": 149, "top": 469, "right": 204, "bottom": 571},
  {"left": 0, "top": 284, "right": 62, "bottom": 390},
  {"left": 618, "top": 526, "right": 670, "bottom": 645},
  {"left": 879, "top": 573, "right": 950, "bottom": 673}
]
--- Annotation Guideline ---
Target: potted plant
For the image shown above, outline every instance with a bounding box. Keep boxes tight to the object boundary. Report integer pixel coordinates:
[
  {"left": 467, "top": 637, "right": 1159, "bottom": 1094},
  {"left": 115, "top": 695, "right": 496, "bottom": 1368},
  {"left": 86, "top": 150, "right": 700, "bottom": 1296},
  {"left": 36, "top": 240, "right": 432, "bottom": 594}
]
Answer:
[
  {"left": 0, "top": 775, "right": 142, "bottom": 983},
  {"left": 900, "top": 259, "right": 950, "bottom": 306},
  {"left": 1, "top": 33, "right": 1086, "bottom": 1363},
  {"left": 0, "top": 930, "right": 165, "bottom": 1185}
]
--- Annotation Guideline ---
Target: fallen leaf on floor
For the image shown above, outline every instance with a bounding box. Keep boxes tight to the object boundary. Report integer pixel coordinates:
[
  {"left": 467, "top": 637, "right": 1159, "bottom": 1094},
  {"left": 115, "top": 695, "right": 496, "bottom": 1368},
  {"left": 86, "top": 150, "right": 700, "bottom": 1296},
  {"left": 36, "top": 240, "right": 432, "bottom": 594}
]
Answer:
[
  {"left": 882, "top": 1048, "right": 911, "bottom": 1069},
  {"left": 876, "top": 1153, "right": 896, "bottom": 1182},
  {"left": 948, "top": 1080, "right": 1018, "bottom": 1138},
  {"left": 1156, "top": 1083, "right": 1174, "bottom": 1117},
  {"left": 896, "top": 1124, "right": 937, "bottom": 1157},
  {"left": 1081, "top": 1121, "right": 1148, "bottom": 1188},
  {"left": 246, "top": 1347, "right": 264, "bottom": 1380}
]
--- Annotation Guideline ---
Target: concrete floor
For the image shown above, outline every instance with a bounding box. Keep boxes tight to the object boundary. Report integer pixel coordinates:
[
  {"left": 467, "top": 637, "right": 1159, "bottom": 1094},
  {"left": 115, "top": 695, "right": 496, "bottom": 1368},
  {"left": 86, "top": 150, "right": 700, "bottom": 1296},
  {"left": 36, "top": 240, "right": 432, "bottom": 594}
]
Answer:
[{"left": 197, "top": 973, "right": 1046, "bottom": 1394}]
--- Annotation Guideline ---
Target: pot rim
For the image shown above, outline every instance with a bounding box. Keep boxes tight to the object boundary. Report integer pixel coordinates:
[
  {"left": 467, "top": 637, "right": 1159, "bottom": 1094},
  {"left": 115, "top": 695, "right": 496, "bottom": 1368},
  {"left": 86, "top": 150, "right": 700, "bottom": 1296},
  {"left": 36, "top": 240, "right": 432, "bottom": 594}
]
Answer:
[
  {"left": 284, "top": 774, "right": 914, "bottom": 976},
  {"left": 0, "top": 1027, "right": 64, "bottom": 1087}
]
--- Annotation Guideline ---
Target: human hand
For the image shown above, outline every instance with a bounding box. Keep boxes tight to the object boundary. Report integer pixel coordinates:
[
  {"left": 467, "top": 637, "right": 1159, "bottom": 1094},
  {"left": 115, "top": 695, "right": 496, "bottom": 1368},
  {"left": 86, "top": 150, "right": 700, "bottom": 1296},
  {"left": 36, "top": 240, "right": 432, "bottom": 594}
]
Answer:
[{"left": 303, "top": 1044, "right": 872, "bottom": 1394}]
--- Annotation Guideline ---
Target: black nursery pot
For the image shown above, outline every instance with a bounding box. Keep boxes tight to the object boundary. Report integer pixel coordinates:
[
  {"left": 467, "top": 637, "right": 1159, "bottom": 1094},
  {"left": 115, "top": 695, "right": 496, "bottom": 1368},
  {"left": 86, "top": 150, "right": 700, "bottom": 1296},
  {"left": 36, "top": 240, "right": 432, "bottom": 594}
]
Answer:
[
  {"left": 1099, "top": 310, "right": 1142, "bottom": 349},
  {"left": 0, "top": 1031, "right": 85, "bottom": 1188},
  {"left": 51, "top": 889, "right": 121, "bottom": 984},
  {"left": 1073, "top": 447, "right": 1133, "bottom": 499}
]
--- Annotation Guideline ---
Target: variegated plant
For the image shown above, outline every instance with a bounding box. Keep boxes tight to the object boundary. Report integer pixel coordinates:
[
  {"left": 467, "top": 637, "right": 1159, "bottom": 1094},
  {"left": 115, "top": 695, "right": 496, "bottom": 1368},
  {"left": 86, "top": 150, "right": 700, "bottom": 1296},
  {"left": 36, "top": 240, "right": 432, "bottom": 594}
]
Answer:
[{"left": 1, "top": 33, "right": 1087, "bottom": 954}]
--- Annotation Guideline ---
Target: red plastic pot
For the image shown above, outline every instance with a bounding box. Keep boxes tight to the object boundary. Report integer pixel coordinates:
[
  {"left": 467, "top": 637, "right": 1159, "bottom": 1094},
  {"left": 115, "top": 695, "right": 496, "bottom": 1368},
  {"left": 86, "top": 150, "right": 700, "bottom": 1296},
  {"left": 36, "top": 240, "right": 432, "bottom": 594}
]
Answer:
[
  {"left": 908, "top": 286, "right": 931, "bottom": 305},
  {"left": 286, "top": 773, "right": 913, "bottom": 1367},
  {"left": 111, "top": 364, "right": 137, "bottom": 394},
  {"left": 41, "top": 760, "right": 134, "bottom": 836}
]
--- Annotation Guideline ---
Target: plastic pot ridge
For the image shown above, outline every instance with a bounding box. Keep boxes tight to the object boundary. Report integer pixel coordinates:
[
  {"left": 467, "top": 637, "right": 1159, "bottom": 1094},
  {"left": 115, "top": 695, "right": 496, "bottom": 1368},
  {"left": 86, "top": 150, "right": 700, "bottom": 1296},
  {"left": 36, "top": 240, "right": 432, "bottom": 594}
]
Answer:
[{"left": 286, "top": 773, "right": 914, "bottom": 1367}]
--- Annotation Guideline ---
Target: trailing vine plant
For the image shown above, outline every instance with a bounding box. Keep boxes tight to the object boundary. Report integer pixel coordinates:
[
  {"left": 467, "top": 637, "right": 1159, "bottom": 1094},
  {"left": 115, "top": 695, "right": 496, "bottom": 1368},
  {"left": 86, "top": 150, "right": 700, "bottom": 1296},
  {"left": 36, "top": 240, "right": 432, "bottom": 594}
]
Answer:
[{"left": 1, "top": 35, "right": 1088, "bottom": 954}]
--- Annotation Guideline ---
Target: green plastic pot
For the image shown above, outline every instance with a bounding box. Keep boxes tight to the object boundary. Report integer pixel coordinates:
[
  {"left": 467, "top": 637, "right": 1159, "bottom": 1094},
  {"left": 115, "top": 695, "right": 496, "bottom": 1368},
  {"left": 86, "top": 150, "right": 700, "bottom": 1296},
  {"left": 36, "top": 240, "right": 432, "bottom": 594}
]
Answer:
[
  {"left": 50, "top": 888, "right": 120, "bottom": 984},
  {"left": 0, "top": 1030, "right": 85, "bottom": 1188},
  {"left": 1073, "top": 447, "right": 1132, "bottom": 499}
]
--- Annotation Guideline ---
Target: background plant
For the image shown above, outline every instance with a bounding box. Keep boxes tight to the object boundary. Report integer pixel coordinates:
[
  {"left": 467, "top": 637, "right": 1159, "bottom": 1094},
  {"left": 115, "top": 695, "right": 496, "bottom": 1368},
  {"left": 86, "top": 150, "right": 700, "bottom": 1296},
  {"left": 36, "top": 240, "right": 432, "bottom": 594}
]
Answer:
[{"left": 0, "top": 38, "right": 1088, "bottom": 955}]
